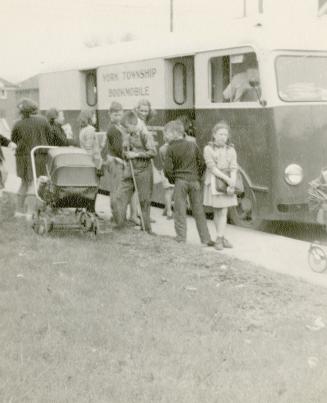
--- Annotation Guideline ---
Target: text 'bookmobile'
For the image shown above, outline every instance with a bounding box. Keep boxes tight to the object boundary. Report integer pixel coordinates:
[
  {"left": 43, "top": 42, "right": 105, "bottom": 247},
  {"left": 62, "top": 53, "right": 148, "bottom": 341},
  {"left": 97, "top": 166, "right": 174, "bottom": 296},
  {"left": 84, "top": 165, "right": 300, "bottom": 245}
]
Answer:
[{"left": 39, "top": 22, "right": 327, "bottom": 229}]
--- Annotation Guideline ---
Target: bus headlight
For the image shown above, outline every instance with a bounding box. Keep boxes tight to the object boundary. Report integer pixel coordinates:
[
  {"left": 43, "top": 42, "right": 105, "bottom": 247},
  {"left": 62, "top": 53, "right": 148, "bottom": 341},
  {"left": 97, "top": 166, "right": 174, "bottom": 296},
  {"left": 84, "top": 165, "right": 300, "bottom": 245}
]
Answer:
[{"left": 284, "top": 164, "right": 303, "bottom": 185}]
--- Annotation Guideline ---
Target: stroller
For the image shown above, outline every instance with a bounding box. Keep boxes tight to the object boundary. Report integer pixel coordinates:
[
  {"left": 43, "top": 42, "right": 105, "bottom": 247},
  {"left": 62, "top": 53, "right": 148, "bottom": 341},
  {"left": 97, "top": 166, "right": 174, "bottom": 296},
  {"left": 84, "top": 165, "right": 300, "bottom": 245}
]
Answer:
[
  {"left": 31, "top": 146, "right": 100, "bottom": 236},
  {"left": 307, "top": 169, "right": 327, "bottom": 272}
]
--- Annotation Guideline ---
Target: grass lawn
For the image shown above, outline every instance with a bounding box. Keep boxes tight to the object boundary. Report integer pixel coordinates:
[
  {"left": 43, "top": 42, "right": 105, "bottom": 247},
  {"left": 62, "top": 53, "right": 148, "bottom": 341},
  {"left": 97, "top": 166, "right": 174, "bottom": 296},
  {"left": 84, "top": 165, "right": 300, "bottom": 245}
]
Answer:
[{"left": 1, "top": 216, "right": 327, "bottom": 403}]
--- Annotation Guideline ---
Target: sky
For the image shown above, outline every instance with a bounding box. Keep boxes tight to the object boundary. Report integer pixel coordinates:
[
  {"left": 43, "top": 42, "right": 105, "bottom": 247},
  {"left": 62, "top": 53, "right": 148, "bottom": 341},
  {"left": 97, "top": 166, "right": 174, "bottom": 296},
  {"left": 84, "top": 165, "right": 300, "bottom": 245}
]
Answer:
[{"left": 0, "top": 0, "right": 322, "bottom": 83}]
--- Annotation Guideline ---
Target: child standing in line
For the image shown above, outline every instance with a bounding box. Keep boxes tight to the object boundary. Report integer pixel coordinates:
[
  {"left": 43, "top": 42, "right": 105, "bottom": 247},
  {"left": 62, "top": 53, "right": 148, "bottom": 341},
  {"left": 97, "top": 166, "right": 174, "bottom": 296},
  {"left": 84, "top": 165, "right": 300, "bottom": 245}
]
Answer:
[
  {"left": 78, "top": 110, "right": 102, "bottom": 171},
  {"left": 159, "top": 131, "right": 174, "bottom": 220},
  {"left": 0, "top": 134, "right": 16, "bottom": 191},
  {"left": 111, "top": 111, "right": 157, "bottom": 234},
  {"left": 203, "top": 121, "right": 238, "bottom": 250},
  {"left": 105, "top": 102, "right": 139, "bottom": 224}
]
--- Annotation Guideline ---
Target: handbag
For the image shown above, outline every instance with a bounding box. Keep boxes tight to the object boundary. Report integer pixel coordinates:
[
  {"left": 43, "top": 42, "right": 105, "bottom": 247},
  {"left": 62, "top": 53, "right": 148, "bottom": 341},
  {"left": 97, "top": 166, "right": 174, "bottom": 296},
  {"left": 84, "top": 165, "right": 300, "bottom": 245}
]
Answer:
[
  {"left": 215, "top": 176, "right": 228, "bottom": 193},
  {"left": 215, "top": 170, "right": 244, "bottom": 196}
]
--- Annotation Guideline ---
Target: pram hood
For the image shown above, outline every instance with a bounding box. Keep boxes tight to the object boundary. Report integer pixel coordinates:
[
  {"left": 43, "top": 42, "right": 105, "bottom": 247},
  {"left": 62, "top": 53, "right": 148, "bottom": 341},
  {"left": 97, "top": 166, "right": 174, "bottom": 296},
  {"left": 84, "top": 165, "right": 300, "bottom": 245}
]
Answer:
[{"left": 46, "top": 147, "right": 99, "bottom": 187}]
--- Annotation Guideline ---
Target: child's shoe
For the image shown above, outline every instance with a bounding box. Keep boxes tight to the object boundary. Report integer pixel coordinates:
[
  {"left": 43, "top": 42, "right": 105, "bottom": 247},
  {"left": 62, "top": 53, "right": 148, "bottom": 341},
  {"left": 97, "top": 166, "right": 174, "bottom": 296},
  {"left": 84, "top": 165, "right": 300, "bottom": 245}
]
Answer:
[
  {"left": 204, "top": 240, "right": 215, "bottom": 247},
  {"left": 215, "top": 237, "right": 224, "bottom": 251},
  {"left": 222, "top": 237, "right": 233, "bottom": 248}
]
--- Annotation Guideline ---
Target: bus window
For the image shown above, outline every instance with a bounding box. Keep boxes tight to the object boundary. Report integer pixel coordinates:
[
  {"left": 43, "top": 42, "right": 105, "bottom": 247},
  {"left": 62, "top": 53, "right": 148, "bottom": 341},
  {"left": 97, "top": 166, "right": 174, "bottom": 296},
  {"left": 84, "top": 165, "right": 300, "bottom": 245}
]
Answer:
[
  {"left": 276, "top": 55, "right": 327, "bottom": 102},
  {"left": 173, "top": 62, "right": 187, "bottom": 105},
  {"left": 210, "top": 56, "right": 229, "bottom": 102},
  {"left": 86, "top": 71, "right": 97, "bottom": 106},
  {"left": 210, "top": 52, "right": 260, "bottom": 103}
]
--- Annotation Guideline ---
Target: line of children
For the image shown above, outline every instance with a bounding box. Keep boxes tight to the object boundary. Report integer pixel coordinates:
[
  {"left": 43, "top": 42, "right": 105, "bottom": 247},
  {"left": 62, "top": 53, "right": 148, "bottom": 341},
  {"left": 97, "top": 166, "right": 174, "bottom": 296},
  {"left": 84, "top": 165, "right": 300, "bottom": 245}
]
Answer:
[
  {"left": 102, "top": 101, "right": 238, "bottom": 249},
  {"left": 6, "top": 96, "right": 237, "bottom": 250}
]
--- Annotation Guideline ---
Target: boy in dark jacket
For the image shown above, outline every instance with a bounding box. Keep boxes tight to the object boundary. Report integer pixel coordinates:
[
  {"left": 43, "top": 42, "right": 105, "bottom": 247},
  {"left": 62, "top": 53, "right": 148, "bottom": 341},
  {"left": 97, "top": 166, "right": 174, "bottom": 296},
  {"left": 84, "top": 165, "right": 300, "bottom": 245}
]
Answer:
[
  {"left": 104, "top": 102, "right": 138, "bottom": 224},
  {"left": 111, "top": 110, "right": 156, "bottom": 233},
  {"left": 164, "top": 120, "right": 214, "bottom": 246}
]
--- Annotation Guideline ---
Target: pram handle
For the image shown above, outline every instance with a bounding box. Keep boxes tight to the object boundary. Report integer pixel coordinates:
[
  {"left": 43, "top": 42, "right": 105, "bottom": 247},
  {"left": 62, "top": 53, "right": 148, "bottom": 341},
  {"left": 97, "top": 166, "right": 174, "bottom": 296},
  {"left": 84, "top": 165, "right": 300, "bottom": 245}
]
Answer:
[{"left": 31, "top": 146, "right": 59, "bottom": 202}]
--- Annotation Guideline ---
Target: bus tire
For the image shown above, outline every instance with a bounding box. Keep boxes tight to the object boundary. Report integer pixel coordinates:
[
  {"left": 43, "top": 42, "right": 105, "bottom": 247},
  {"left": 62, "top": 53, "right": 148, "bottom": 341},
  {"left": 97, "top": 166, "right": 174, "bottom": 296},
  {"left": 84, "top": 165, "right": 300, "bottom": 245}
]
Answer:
[{"left": 229, "top": 182, "right": 266, "bottom": 230}]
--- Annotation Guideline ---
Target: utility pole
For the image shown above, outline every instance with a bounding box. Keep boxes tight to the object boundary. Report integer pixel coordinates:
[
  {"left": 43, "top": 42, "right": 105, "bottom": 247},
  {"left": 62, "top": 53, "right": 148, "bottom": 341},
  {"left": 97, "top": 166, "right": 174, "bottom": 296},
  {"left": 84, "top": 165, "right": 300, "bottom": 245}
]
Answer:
[
  {"left": 243, "top": 0, "right": 247, "bottom": 17},
  {"left": 243, "top": 0, "right": 264, "bottom": 17},
  {"left": 170, "top": 0, "right": 174, "bottom": 32}
]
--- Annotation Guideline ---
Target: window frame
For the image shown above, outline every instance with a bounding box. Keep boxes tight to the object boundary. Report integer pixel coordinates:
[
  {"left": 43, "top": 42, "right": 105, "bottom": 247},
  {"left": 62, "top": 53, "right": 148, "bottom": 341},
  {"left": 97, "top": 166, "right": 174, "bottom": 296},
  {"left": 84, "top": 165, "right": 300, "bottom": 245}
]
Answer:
[
  {"left": 85, "top": 71, "right": 97, "bottom": 107},
  {"left": 275, "top": 54, "right": 327, "bottom": 103},
  {"left": 203, "top": 46, "right": 261, "bottom": 107},
  {"left": 172, "top": 62, "right": 187, "bottom": 105}
]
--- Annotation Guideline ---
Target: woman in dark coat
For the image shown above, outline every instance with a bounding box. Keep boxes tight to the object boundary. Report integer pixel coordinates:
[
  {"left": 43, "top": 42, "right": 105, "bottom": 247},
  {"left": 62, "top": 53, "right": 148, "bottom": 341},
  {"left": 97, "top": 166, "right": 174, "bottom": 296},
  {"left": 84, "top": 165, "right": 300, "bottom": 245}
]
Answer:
[
  {"left": 11, "top": 98, "right": 51, "bottom": 216},
  {"left": 46, "top": 108, "right": 76, "bottom": 147}
]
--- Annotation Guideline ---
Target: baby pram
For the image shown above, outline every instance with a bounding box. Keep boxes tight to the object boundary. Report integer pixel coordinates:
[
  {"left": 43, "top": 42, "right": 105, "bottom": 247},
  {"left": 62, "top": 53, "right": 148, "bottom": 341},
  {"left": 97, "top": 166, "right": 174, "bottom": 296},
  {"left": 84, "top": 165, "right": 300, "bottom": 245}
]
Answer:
[
  {"left": 307, "top": 168, "right": 327, "bottom": 272},
  {"left": 31, "top": 146, "right": 100, "bottom": 236}
]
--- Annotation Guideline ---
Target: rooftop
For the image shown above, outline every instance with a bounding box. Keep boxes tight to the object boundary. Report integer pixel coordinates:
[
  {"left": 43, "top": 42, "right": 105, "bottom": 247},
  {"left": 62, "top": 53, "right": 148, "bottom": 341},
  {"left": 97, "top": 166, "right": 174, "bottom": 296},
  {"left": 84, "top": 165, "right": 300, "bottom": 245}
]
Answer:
[{"left": 41, "top": 19, "right": 327, "bottom": 74}]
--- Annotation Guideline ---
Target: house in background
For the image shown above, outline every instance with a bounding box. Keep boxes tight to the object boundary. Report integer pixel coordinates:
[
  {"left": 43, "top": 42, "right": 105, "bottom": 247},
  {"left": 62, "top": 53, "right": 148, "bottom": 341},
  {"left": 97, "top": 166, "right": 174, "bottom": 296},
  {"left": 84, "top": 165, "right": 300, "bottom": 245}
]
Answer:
[
  {"left": 16, "top": 75, "right": 39, "bottom": 108},
  {"left": 0, "top": 74, "right": 40, "bottom": 135}
]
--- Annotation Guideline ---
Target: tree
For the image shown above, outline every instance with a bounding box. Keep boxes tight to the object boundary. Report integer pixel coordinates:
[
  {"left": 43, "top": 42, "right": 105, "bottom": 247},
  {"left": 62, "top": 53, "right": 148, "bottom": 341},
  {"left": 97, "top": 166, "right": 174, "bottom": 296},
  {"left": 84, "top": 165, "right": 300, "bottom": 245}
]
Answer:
[{"left": 83, "top": 32, "right": 134, "bottom": 48}]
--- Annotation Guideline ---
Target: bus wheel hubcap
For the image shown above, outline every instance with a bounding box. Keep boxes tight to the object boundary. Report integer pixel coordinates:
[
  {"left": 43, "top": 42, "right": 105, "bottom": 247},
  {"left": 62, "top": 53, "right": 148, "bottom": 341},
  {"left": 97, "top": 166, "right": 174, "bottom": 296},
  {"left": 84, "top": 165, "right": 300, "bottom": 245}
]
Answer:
[{"left": 240, "top": 198, "right": 252, "bottom": 213}]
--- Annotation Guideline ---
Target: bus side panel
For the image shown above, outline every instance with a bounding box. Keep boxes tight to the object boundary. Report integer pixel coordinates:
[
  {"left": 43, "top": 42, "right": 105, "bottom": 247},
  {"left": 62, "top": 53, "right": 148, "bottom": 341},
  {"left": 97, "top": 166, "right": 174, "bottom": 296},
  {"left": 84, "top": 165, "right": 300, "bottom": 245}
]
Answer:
[
  {"left": 272, "top": 104, "right": 327, "bottom": 221},
  {"left": 39, "top": 70, "right": 95, "bottom": 144}
]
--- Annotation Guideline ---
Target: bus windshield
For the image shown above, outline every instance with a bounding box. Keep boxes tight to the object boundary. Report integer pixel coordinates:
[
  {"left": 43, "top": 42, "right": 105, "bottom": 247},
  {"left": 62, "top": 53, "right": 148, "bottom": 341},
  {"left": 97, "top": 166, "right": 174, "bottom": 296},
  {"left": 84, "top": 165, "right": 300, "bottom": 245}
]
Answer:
[{"left": 276, "top": 55, "right": 327, "bottom": 102}]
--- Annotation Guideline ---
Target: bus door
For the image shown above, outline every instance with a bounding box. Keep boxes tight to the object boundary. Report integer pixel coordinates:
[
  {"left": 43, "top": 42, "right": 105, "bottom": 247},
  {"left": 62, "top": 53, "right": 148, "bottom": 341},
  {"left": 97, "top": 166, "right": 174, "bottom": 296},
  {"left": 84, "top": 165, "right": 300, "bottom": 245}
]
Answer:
[
  {"left": 150, "top": 56, "right": 195, "bottom": 204},
  {"left": 194, "top": 47, "right": 272, "bottom": 227}
]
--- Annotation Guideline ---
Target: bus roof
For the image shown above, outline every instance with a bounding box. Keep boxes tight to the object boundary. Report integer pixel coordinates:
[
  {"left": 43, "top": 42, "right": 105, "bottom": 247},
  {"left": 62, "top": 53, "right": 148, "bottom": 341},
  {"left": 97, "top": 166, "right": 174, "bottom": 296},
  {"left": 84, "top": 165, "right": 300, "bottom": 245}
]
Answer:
[{"left": 41, "top": 19, "right": 327, "bottom": 74}]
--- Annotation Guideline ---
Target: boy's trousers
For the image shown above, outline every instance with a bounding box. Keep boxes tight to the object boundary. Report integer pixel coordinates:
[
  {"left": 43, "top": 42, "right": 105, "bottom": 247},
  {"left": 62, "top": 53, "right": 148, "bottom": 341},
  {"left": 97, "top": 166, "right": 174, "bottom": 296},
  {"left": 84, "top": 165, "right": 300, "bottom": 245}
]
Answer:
[
  {"left": 174, "top": 179, "right": 211, "bottom": 243},
  {"left": 111, "top": 160, "right": 153, "bottom": 232}
]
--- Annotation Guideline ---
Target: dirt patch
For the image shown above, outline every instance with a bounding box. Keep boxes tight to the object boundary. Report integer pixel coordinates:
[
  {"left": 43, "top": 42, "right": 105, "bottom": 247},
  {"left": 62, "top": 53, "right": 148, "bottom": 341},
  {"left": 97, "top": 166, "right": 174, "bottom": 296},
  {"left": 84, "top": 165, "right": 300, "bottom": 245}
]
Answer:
[{"left": 1, "top": 219, "right": 327, "bottom": 402}]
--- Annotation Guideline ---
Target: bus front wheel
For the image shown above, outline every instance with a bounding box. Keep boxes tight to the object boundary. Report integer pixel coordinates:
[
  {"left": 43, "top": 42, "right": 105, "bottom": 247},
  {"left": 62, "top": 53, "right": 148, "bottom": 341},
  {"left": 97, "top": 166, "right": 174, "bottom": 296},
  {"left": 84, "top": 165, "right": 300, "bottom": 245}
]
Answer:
[{"left": 229, "top": 183, "right": 266, "bottom": 230}]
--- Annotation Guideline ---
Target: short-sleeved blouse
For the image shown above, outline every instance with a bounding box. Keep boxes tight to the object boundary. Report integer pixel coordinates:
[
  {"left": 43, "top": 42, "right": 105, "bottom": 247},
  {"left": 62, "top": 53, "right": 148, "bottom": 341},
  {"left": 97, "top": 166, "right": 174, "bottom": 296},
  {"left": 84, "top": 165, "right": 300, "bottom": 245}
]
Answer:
[
  {"left": 79, "top": 125, "right": 102, "bottom": 169},
  {"left": 203, "top": 143, "right": 238, "bottom": 208}
]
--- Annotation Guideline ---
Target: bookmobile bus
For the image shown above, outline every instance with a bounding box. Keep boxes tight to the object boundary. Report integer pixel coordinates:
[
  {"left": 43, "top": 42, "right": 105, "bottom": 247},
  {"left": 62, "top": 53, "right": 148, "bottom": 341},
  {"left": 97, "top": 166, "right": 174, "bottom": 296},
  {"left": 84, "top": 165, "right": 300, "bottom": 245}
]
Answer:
[{"left": 39, "top": 23, "right": 327, "bottom": 229}]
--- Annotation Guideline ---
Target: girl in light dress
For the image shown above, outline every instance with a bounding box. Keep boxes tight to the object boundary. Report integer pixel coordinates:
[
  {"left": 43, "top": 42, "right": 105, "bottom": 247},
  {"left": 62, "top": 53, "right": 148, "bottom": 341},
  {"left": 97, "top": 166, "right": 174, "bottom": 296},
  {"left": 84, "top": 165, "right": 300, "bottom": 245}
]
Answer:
[
  {"left": 78, "top": 110, "right": 102, "bottom": 171},
  {"left": 203, "top": 121, "right": 238, "bottom": 250}
]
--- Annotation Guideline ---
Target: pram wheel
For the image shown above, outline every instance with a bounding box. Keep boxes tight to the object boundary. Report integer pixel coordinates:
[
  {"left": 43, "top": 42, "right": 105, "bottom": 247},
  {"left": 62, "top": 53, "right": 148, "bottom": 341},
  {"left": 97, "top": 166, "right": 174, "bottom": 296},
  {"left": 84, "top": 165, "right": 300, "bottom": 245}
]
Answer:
[
  {"left": 32, "top": 210, "right": 53, "bottom": 236},
  {"left": 36, "top": 217, "right": 52, "bottom": 236},
  {"left": 308, "top": 244, "right": 327, "bottom": 273},
  {"left": 79, "top": 211, "right": 93, "bottom": 232},
  {"left": 92, "top": 216, "right": 99, "bottom": 236},
  {"left": 32, "top": 211, "right": 39, "bottom": 232}
]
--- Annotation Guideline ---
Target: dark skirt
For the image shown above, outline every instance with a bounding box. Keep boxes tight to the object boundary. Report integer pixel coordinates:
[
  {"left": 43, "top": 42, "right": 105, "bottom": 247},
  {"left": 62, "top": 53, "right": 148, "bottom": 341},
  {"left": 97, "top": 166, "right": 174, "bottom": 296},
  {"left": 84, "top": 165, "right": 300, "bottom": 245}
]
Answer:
[{"left": 16, "top": 151, "right": 47, "bottom": 182}]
